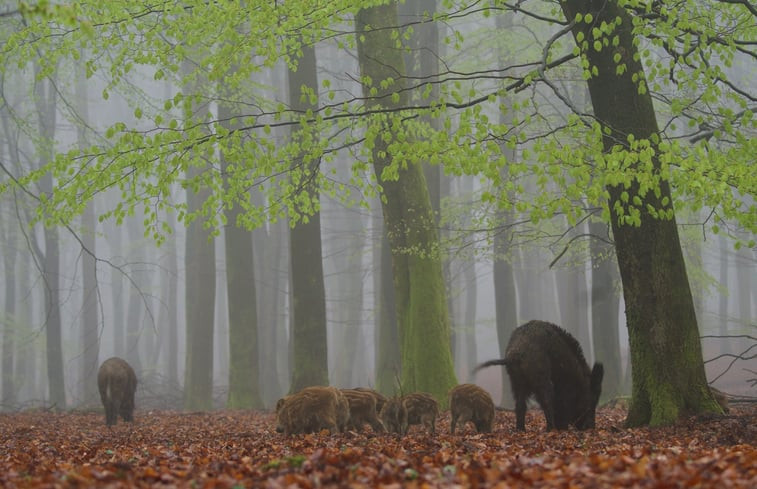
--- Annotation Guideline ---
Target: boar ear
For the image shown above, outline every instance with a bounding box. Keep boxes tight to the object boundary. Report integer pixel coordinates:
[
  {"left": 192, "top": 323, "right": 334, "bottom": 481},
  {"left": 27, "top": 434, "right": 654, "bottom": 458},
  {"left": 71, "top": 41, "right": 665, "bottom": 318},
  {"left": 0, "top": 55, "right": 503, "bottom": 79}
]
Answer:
[{"left": 591, "top": 363, "right": 604, "bottom": 397}]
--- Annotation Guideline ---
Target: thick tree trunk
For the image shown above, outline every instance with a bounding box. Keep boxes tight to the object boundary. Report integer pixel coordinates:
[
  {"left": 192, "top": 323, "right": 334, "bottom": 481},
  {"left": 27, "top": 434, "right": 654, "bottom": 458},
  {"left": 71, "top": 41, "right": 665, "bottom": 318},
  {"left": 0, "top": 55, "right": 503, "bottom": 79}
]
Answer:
[
  {"left": 560, "top": 0, "right": 722, "bottom": 425},
  {"left": 287, "top": 42, "right": 329, "bottom": 392},
  {"left": 356, "top": 2, "right": 457, "bottom": 404}
]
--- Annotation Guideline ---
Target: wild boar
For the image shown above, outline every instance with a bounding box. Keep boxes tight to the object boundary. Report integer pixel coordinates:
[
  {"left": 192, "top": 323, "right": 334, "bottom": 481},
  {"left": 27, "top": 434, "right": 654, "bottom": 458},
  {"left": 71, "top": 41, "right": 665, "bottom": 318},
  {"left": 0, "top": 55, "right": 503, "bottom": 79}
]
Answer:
[
  {"left": 475, "top": 320, "right": 603, "bottom": 432},
  {"left": 449, "top": 383, "right": 495, "bottom": 434},
  {"left": 97, "top": 357, "right": 137, "bottom": 426},
  {"left": 353, "top": 387, "right": 388, "bottom": 414},
  {"left": 379, "top": 396, "right": 408, "bottom": 434},
  {"left": 275, "top": 386, "right": 350, "bottom": 435},
  {"left": 340, "top": 388, "right": 386, "bottom": 432},
  {"left": 403, "top": 392, "right": 439, "bottom": 434},
  {"left": 380, "top": 392, "right": 438, "bottom": 435}
]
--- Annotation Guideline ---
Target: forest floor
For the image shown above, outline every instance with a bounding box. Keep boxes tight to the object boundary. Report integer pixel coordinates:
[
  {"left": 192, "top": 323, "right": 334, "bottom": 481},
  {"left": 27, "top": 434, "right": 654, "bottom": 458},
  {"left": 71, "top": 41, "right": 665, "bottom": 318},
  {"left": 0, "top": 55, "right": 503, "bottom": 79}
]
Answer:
[{"left": 0, "top": 404, "right": 754, "bottom": 488}]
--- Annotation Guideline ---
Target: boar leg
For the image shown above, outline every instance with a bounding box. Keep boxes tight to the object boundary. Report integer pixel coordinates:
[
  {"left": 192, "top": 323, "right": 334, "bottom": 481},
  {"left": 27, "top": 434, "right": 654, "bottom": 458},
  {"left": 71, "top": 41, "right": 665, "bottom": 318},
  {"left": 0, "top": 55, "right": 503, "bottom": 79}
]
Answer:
[
  {"left": 534, "top": 382, "right": 556, "bottom": 431},
  {"left": 514, "top": 395, "right": 527, "bottom": 431}
]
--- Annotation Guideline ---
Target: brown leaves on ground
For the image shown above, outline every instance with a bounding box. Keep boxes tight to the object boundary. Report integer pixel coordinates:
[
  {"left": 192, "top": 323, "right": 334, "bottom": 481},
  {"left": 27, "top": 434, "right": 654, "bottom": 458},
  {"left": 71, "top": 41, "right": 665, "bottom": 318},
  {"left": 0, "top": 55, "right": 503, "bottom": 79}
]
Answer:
[{"left": 0, "top": 405, "right": 754, "bottom": 488}]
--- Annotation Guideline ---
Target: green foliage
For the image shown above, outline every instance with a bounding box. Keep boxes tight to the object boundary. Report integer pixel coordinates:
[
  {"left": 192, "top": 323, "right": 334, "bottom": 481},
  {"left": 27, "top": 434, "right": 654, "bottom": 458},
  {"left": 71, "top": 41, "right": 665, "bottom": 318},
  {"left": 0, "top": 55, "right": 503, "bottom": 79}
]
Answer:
[{"left": 0, "top": 0, "right": 753, "bottom": 247}]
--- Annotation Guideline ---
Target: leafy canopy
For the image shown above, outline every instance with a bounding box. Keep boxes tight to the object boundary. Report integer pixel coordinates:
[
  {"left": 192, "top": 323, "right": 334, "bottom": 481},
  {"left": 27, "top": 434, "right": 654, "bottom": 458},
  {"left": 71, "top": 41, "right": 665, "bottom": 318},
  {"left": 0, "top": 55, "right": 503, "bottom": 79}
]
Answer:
[{"left": 1, "top": 0, "right": 754, "bottom": 246}]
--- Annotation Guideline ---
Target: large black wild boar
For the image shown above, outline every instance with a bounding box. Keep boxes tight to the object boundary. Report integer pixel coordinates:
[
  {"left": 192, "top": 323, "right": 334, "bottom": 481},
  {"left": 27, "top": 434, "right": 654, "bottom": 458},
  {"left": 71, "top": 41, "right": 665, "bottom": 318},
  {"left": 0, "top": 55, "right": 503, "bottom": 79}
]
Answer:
[
  {"left": 340, "top": 388, "right": 386, "bottom": 432},
  {"left": 475, "top": 320, "right": 603, "bottom": 431},
  {"left": 275, "top": 386, "right": 350, "bottom": 435},
  {"left": 449, "top": 383, "right": 495, "bottom": 434},
  {"left": 97, "top": 357, "right": 137, "bottom": 426}
]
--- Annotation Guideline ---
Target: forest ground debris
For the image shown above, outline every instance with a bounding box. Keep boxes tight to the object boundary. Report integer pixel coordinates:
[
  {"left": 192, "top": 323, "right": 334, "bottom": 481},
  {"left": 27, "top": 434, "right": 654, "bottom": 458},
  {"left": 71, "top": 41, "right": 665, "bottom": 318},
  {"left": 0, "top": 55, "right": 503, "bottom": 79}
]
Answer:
[{"left": 0, "top": 404, "right": 754, "bottom": 488}]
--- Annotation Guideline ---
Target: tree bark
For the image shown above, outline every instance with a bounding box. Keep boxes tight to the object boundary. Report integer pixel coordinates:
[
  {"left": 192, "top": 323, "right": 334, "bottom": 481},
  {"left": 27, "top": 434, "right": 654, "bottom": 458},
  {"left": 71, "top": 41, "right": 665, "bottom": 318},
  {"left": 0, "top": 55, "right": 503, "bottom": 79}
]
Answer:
[
  {"left": 356, "top": 2, "right": 457, "bottom": 404},
  {"left": 183, "top": 165, "right": 216, "bottom": 410},
  {"left": 2, "top": 224, "right": 17, "bottom": 406},
  {"left": 34, "top": 70, "right": 66, "bottom": 409},
  {"left": 560, "top": 0, "right": 722, "bottom": 425},
  {"left": 287, "top": 41, "right": 329, "bottom": 391},
  {"left": 76, "top": 56, "right": 100, "bottom": 406},
  {"left": 182, "top": 58, "right": 216, "bottom": 411},
  {"left": 219, "top": 104, "right": 263, "bottom": 409}
]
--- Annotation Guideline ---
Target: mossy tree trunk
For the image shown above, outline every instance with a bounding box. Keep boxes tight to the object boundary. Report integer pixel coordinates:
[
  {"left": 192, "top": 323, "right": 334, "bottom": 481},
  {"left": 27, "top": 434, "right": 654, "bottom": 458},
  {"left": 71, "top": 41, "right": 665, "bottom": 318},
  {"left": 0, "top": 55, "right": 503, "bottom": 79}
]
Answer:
[
  {"left": 560, "top": 0, "right": 722, "bottom": 426},
  {"left": 356, "top": 2, "right": 457, "bottom": 405},
  {"left": 288, "top": 41, "right": 329, "bottom": 392}
]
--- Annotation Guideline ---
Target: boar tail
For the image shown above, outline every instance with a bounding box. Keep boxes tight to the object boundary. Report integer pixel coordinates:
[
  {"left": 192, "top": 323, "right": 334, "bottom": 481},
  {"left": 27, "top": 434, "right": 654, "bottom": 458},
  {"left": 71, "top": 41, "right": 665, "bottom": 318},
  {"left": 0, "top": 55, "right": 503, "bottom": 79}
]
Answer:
[{"left": 473, "top": 358, "right": 511, "bottom": 375}]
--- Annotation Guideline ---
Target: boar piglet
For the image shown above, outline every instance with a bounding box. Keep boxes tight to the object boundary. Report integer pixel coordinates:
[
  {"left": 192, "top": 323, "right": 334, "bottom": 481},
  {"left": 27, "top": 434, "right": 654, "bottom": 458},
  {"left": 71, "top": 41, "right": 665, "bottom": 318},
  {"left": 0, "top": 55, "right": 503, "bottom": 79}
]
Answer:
[
  {"left": 475, "top": 320, "right": 603, "bottom": 432},
  {"left": 449, "top": 383, "right": 495, "bottom": 434},
  {"left": 340, "top": 388, "right": 386, "bottom": 432},
  {"left": 379, "top": 396, "right": 408, "bottom": 434},
  {"left": 275, "top": 386, "right": 350, "bottom": 435},
  {"left": 381, "top": 392, "right": 438, "bottom": 435},
  {"left": 352, "top": 387, "right": 387, "bottom": 414},
  {"left": 97, "top": 357, "right": 137, "bottom": 426}
]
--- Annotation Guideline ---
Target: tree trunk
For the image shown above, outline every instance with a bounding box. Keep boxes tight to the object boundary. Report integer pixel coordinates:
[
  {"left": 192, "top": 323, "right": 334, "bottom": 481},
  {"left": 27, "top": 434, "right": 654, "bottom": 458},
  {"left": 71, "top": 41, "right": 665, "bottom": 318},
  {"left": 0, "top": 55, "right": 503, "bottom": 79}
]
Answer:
[
  {"left": 125, "top": 218, "right": 144, "bottom": 375},
  {"left": 183, "top": 165, "right": 216, "bottom": 410},
  {"left": 181, "top": 58, "right": 216, "bottom": 411},
  {"left": 219, "top": 110, "right": 263, "bottom": 409},
  {"left": 253, "top": 201, "right": 286, "bottom": 405},
  {"left": 287, "top": 41, "right": 329, "bottom": 391},
  {"left": 34, "top": 70, "right": 66, "bottom": 409},
  {"left": 2, "top": 226, "right": 17, "bottom": 406},
  {"left": 493, "top": 10, "right": 520, "bottom": 407},
  {"left": 560, "top": 0, "right": 722, "bottom": 425},
  {"left": 357, "top": 2, "right": 457, "bottom": 404},
  {"left": 76, "top": 57, "right": 100, "bottom": 406}
]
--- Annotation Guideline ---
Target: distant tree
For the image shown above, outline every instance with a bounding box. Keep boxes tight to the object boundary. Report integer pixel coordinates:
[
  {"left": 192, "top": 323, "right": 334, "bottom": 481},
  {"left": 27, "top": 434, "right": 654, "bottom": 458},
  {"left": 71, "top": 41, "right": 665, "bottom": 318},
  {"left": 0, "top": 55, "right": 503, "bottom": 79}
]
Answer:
[
  {"left": 75, "top": 54, "right": 100, "bottom": 406},
  {"left": 182, "top": 57, "right": 216, "bottom": 411},
  {"left": 287, "top": 40, "right": 329, "bottom": 391}
]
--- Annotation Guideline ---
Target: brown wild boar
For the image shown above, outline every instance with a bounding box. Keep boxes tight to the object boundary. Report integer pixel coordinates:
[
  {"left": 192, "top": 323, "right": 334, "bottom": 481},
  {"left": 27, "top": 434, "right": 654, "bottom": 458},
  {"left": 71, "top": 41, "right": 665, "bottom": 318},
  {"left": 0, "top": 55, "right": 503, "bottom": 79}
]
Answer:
[
  {"left": 475, "top": 320, "right": 603, "bottom": 432},
  {"left": 380, "top": 392, "right": 439, "bottom": 435},
  {"left": 379, "top": 396, "right": 408, "bottom": 434},
  {"left": 353, "top": 387, "right": 387, "bottom": 414},
  {"left": 275, "top": 386, "right": 350, "bottom": 435},
  {"left": 97, "top": 357, "right": 137, "bottom": 426},
  {"left": 449, "top": 383, "right": 495, "bottom": 434},
  {"left": 341, "top": 388, "right": 386, "bottom": 432}
]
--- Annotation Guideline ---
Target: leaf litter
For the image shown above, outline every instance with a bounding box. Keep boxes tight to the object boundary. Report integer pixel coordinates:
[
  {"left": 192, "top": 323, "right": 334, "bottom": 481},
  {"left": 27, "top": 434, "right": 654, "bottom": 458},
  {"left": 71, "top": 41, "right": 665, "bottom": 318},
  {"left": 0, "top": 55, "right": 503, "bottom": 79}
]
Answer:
[{"left": 0, "top": 405, "right": 754, "bottom": 488}]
